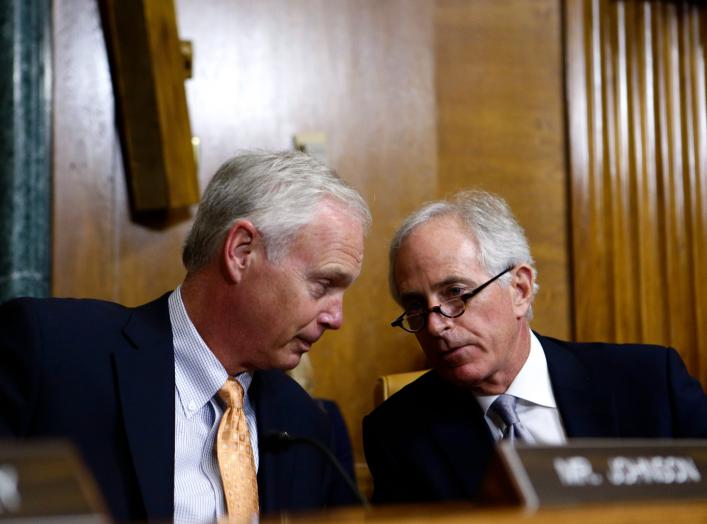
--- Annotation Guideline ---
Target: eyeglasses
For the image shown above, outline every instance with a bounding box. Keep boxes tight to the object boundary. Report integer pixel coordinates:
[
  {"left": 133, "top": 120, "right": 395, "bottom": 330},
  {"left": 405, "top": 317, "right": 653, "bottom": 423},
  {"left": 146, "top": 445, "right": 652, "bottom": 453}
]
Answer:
[{"left": 390, "top": 266, "right": 514, "bottom": 333}]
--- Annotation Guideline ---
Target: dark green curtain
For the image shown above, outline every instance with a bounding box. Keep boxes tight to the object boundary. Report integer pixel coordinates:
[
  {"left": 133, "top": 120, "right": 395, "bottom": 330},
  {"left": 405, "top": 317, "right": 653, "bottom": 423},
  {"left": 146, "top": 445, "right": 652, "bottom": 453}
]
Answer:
[{"left": 0, "top": 0, "right": 52, "bottom": 302}]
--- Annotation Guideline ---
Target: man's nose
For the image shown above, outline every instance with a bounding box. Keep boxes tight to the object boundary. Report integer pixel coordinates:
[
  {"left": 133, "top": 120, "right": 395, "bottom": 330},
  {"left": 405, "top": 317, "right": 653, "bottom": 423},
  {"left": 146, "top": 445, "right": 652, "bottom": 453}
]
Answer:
[
  {"left": 425, "top": 308, "right": 453, "bottom": 336},
  {"left": 319, "top": 296, "right": 344, "bottom": 330}
]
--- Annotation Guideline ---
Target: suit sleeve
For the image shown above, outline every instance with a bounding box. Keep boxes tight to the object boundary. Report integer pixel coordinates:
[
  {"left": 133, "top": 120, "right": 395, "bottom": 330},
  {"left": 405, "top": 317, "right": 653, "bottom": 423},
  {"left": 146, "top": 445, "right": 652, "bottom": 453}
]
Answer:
[
  {"left": 665, "top": 347, "right": 707, "bottom": 437},
  {"left": 0, "top": 299, "right": 41, "bottom": 437},
  {"left": 322, "top": 405, "right": 359, "bottom": 507},
  {"left": 363, "top": 413, "right": 415, "bottom": 504}
]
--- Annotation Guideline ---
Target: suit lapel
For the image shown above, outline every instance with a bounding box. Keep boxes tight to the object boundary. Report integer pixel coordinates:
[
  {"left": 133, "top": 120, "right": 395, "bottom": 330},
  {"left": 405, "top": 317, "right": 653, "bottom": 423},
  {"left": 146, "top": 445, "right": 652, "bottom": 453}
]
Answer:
[
  {"left": 425, "top": 373, "right": 496, "bottom": 497},
  {"left": 250, "top": 370, "right": 296, "bottom": 513},
  {"left": 113, "top": 294, "right": 175, "bottom": 521},
  {"left": 540, "top": 334, "right": 618, "bottom": 438}
]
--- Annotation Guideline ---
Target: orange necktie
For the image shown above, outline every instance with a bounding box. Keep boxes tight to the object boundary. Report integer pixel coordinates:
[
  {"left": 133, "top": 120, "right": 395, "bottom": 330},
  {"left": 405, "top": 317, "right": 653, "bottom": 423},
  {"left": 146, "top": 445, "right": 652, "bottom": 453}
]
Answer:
[{"left": 216, "top": 377, "right": 259, "bottom": 521}]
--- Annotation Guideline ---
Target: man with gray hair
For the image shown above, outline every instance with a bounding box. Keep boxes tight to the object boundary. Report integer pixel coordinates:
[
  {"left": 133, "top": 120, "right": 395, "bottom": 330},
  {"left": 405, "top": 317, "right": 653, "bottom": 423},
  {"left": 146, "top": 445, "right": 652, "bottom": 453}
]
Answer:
[
  {"left": 0, "top": 151, "right": 371, "bottom": 522},
  {"left": 363, "top": 190, "right": 707, "bottom": 505}
]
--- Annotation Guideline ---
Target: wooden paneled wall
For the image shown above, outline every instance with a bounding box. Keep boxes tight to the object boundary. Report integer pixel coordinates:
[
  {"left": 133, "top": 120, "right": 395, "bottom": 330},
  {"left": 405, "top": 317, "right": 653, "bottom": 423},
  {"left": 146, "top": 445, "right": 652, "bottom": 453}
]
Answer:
[
  {"left": 53, "top": 0, "right": 191, "bottom": 305},
  {"left": 565, "top": 0, "right": 707, "bottom": 385},
  {"left": 436, "top": 0, "right": 570, "bottom": 339},
  {"left": 52, "top": 0, "right": 569, "bottom": 476}
]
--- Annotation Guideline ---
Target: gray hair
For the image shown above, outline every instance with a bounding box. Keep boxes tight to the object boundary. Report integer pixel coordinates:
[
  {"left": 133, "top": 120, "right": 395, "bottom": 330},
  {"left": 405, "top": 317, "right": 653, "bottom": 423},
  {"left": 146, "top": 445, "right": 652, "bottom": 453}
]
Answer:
[
  {"left": 389, "top": 190, "right": 538, "bottom": 319},
  {"left": 183, "top": 150, "right": 371, "bottom": 272}
]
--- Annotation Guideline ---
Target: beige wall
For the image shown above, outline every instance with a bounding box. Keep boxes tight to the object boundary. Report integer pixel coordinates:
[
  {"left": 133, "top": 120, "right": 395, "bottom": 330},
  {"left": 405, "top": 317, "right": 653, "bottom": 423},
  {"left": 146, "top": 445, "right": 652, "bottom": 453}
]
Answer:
[{"left": 52, "top": 0, "right": 569, "bottom": 478}]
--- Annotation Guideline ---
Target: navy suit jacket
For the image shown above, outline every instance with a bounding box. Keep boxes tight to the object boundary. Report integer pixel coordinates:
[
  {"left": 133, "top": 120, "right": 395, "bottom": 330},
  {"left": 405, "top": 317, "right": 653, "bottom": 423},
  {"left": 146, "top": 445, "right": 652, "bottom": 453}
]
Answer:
[
  {"left": 0, "top": 295, "right": 355, "bottom": 522},
  {"left": 363, "top": 333, "right": 707, "bottom": 504}
]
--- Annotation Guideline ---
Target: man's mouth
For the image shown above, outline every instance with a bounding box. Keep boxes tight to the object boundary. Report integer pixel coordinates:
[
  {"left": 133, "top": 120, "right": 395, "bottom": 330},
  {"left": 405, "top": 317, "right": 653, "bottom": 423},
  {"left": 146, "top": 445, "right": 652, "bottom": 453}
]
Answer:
[
  {"left": 438, "top": 342, "right": 479, "bottom": 363},
  {"left": 295, "top": 336, "right": 317, "bottom": 351},
  {"left": 440, "top": 340, "right": 467, "bottom": 354},
  {"left": 440, "top": 345, "right": 463, "bottom": 358}
]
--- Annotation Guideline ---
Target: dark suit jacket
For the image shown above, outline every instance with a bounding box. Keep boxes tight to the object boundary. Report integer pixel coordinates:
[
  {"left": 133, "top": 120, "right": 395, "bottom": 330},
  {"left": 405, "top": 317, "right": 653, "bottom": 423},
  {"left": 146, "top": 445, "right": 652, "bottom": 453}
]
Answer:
[
  {"left": 362, "top": 333, "right": 707, "bottom": 505},
  {"left": 0, "top": 294, "right": 355, "bottom": 522}
]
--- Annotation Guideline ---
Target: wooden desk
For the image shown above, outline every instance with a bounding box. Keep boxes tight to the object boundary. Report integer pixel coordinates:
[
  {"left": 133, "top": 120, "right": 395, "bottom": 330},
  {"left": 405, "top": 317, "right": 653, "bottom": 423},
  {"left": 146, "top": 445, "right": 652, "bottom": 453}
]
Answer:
[{"left": 263, "top": 501, "right": 707, "bottom": 523}]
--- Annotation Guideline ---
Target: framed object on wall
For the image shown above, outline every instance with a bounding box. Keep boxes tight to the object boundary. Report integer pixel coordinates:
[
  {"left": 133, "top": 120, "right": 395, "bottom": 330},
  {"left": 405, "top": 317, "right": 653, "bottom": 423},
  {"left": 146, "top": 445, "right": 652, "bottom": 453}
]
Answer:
[{"left": 101, "top": 0, "right": 199, "bottom": 212}]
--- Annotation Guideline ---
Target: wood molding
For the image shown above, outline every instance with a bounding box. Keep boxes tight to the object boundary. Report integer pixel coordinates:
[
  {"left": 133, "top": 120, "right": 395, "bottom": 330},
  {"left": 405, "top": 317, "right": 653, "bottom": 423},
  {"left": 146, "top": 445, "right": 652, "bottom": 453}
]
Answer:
[{"left": 101, "top": 0, "right": 198, "bottom": 211}]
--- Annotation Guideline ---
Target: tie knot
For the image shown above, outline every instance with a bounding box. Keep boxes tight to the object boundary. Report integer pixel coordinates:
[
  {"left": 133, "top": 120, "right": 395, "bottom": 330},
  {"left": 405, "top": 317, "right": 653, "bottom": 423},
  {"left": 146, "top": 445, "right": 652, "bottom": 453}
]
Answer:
[
  {"left": 218, "top": 377, "right": 244, "bottom": 409},
  {"left": 490, "top": 394, "right": 520, "bottom": 427}
]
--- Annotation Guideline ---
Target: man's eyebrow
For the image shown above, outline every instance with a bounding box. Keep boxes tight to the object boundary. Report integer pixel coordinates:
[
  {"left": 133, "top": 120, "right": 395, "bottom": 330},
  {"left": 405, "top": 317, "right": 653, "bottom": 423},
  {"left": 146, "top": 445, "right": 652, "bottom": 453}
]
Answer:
[
  {"left": 313, "top": 268, "right": 356, "bottom": 287},
  {"left": 398, "top": 276, "right": 478, "bottom": 304},
  {"left": 434, "top": 276, "right": 477, "bottom": 290}
]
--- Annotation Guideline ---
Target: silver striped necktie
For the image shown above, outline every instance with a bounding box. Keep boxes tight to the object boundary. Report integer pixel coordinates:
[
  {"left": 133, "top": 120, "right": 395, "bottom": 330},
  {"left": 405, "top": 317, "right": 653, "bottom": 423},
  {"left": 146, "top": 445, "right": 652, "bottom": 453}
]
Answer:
[{"left": 489, "top": 394, "right": 535, "bottom": 443}]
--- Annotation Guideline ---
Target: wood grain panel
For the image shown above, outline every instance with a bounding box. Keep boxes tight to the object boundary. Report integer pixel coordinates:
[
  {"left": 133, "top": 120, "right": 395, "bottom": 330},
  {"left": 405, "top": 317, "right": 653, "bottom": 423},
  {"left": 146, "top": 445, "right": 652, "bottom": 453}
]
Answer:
[
  {"left": 53, "top": 0, "right": 122, "bottom": 299},
  {"left": 435, "top": 0, "right": 570, "bottom": 340},
  {"left": 565, "top": 0, "right": 707, "bottom": 385},
  {"left": 53, "top": 0, "right": 188, "bottom": 303},
  {"left": 688, "top": 4, "right": 707, "bottom": 380},
  {"left": 633, "top": 3, "right": 666, "bottom": 344},
  {"left": 260, "top": 501, "right": 707, "bottom": 524}
]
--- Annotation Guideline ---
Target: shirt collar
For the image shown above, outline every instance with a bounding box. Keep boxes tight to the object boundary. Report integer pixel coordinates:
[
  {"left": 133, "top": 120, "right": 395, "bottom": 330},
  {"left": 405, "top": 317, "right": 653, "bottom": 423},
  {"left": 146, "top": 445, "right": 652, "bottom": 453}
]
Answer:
[
  {"left": 169, "top": 287, "right": 252, "bottom": 418},
  {"left": 476, "top": 330, "right": 557, "bottom": 414}
]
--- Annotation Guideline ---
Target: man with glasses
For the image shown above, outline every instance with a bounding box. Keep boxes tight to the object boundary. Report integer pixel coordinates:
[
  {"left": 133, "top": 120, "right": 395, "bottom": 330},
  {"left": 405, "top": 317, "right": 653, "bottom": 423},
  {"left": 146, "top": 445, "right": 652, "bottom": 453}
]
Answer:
[{"left": 363, "top": 190, "right": 707, "bottom": 505}]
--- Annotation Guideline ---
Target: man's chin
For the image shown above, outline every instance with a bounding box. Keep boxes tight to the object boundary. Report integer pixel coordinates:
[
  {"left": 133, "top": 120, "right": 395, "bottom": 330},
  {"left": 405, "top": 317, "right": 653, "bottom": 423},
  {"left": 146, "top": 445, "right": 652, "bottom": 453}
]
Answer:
[
  {"left": 437, "top": 363, "right": 486, "bottom": 390},
  {"left": 275, "top": 358, "right": 298, "bottom": 372},
  {"left": 276, "top": 349, "right": 306, "bottom": 371},
  {"left": 271, "top": 339, "right": 314, "bottom": 370}
]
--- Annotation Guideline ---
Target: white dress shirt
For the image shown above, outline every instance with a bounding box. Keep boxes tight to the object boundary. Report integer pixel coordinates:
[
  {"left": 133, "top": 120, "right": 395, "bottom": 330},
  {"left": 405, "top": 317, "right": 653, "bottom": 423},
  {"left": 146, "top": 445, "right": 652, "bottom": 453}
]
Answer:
[
  {"left": 475, "top": 330, "right": 567, "bottom": 444},
  {"left": 170, "top": 287, "right": 259, "bottom": 524}
]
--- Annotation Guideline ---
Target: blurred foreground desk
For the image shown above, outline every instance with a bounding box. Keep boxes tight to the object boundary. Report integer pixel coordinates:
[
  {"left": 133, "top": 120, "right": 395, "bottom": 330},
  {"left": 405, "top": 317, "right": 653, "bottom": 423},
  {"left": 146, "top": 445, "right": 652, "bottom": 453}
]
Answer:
[{"left": 263, "top": 501, "right": 707, "bottom": 523}]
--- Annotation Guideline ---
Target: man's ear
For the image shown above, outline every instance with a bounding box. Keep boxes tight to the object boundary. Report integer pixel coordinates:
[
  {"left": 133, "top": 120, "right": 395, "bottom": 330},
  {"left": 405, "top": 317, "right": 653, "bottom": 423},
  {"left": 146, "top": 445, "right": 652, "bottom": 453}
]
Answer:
[
  {"left": 510, "top": 264, "right": 534, "bottom": 318},
  {"left": 221, "top": 219, "right": 260, "bottom": 284}
]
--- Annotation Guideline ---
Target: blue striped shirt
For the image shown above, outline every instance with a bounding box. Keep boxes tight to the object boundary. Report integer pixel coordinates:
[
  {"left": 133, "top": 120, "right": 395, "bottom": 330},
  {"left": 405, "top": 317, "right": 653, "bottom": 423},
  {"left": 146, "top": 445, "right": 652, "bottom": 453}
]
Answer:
[{"left": 170, "top": 288, "right": 259, "bottom": 523}]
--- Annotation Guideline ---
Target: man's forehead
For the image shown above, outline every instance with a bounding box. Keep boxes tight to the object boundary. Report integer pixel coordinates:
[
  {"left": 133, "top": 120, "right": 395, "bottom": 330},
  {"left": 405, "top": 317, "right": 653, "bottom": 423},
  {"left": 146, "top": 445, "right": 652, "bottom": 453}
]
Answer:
[
  {"left": 397, "top": 222, "right": 479, "bottom": 267},
  {"left": 394, "top": 219, "right": 484, "bottom": 293},
  {"left": 403, "top": 215, "right": 473, "bottom": 247}
]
